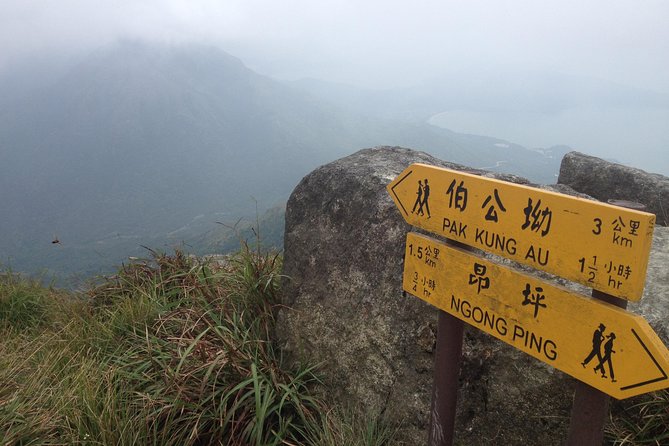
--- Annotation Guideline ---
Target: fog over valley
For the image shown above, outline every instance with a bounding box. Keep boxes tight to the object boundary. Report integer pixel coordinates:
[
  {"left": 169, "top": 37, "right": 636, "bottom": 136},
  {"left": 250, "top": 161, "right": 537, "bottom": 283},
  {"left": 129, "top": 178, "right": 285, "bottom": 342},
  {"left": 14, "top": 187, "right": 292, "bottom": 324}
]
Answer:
[{"left": 0, "top": 1, "right": 667, "bottom": 283}]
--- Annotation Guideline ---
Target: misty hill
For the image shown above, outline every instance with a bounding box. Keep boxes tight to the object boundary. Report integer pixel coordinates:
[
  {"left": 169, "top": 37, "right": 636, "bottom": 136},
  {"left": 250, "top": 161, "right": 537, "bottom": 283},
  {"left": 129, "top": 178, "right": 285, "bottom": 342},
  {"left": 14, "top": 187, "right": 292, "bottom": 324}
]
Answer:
[
  {"left": 0, "top": 41, "right": 564, "bottom": 281},
  {"left": 291, "top": 72, "right": 669, "bottom": 175},
  {"left": 292, "top": 71, "right": 669, "bottom": 121}
]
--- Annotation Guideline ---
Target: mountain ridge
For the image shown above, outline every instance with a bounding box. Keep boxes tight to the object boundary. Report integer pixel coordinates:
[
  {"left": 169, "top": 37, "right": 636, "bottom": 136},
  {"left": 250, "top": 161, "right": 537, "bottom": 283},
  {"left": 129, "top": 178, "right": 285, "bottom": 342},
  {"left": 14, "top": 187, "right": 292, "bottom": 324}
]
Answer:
[{"left": 0, "top": 41, "right": 565, "bottom": 282}]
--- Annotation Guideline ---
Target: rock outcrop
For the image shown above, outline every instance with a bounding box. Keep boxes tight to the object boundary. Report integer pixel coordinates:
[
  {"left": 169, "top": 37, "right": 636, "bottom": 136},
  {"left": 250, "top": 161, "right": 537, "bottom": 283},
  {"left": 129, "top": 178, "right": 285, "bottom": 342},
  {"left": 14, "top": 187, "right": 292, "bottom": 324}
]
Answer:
[
  {"left": 558, "top": 150, "right": 669, "bottom": 340},
  {"left": 558, "top": 151, "right": 669, "bottom": 225},
  {"left": 277, "top": 146, "right": 669, "bottom": 445}
]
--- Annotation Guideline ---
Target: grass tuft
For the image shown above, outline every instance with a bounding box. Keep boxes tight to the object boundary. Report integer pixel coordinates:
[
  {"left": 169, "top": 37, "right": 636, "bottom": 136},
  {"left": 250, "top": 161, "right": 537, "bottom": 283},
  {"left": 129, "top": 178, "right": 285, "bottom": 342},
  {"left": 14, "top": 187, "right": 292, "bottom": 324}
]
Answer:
[
  {"left": 1, "top": 245, "right": 396, "bottom": 445},
  {"left": 0, "top": 272, "right": 59, "bottom": 330},
  {"left": 607, "top": 390, "right": 669, "bottom": 445}
]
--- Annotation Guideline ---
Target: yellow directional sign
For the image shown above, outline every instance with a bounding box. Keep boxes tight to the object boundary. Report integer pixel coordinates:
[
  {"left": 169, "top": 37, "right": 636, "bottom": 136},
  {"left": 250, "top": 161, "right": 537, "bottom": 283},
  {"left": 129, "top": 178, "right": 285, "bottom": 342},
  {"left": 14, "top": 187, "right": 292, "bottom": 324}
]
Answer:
[
  {"left": 388, "top": 163, "right": 656, "bottom": 301},
  {"left": 403, "top": 232, "right": 669, "bottom": 399}
]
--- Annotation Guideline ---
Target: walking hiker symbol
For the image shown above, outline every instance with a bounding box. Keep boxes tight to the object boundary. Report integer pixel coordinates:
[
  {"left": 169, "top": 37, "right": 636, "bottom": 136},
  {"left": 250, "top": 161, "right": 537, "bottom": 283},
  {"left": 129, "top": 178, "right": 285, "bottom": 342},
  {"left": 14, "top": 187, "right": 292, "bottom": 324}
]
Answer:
[
  {"left": 412, "top": 180, "right": 424, "bottom": 215},
  {"left": 422, "top": 179, "right": 431, "bottom": 218},
  {"left": 594, "top": 333, "right": 617, "bottom": 382},
  {"left": 411, "top": 179, "right": 431, "bottom": 218},
  {"left": 582, "top": 323, "right": 616, "bottom": 382},
  {"left": 582, "top": 323, "right": 606, "bottom": 368}
]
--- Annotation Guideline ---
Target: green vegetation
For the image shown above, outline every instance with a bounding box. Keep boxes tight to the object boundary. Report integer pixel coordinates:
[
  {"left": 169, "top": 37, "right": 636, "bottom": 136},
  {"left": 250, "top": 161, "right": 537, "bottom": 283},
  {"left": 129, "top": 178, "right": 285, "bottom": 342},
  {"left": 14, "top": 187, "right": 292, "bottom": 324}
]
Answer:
[
  {"left": 0, "top": 247, "right": 394, "bottom": 445},
  {"left": 190, "top": 206, "right": 286, "bottom": 257},
  {"left": 4, "top": 244, "right": 667, "bottom": 445},
  {"left": 606, "top": 390, "right": 669, "bottom": 445},
  {"left": 0, "top": 273, "right": 62, "bottom": 330}
]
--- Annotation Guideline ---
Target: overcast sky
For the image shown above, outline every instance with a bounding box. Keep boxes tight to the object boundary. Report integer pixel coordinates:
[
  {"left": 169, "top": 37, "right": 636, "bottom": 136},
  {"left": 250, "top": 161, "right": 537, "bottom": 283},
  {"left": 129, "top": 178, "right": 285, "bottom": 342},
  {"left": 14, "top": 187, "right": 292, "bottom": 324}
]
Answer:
[
  {"left": 1, "top": 0, "right": 668, "bottom": 92},
  {"left": 1, "top": 0, "right": 668, "bottom": 174}
]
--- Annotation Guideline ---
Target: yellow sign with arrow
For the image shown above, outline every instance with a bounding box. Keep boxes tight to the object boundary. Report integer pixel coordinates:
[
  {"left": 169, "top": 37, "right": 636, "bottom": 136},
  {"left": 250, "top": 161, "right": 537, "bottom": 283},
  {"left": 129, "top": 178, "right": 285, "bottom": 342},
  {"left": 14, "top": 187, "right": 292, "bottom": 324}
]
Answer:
[
  {"left": 388, "top": 163, "right": 655, "bottom": 301},
  {"left": 403, "top": 232, "right": 669, "bottom": 399}
]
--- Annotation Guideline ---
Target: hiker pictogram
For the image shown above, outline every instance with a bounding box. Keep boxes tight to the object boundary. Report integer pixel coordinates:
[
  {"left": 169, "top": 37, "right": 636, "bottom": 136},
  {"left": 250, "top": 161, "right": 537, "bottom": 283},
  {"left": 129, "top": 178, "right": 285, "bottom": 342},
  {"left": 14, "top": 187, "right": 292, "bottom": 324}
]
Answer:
[
  {"left": 582, "top": 323, "right": 617, "bottom": 382},
  {"left": 400, "top": 231, "right": 669, "bottom": 400},
  {"left": 411, "top": 179, "right": 431, "bottom": 218},
  {"left": 582, "top": 323, "right": 606, "bottom": 368},
  {"left": 594, "top": 332, "right": 617, "bottom": 382}
]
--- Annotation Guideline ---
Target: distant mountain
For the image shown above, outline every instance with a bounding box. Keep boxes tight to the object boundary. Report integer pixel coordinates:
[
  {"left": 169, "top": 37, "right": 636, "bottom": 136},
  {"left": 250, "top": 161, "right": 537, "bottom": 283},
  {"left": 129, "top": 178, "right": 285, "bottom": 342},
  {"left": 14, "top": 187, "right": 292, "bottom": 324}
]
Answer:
[
  {"left": 291, "top": 71, "right": 669, "bottom": 121},
  {"left": 291, "top": 72, "right": 669, "bottom": 176},
  {"left": 188, "top": 205, "right": 286, "bottom": 256},
  {"left": 0, "top": 41, "right": 563, "bottom": 282}
]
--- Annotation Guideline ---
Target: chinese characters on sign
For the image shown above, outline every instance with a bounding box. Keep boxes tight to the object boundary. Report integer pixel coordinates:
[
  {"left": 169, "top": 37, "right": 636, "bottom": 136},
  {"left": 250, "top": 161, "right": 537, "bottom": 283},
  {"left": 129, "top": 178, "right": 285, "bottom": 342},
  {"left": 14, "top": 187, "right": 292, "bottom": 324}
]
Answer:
[
  {"left": 446, "top": 179, "right": 468, "bottom": 212},
  {"left": 522, "top": 284, "right": 547, "bottom": 318},
  {"left": 521, "top": 198, "right": 552, "bottom": 236},
  {"left": 391, "top": 163, "right": 667, "bottom": 401},
  {"left": 482, "top": 189, "right": 506, "bottom": 222},
  {"left": 468, "top": 263, "right": 489, "bottom": 294},
  {"left": 387, "top": 163, "right": 656, "bottom": 301},
  {"left": 402, "top": 232, "right": 669, "bottom": 399}
]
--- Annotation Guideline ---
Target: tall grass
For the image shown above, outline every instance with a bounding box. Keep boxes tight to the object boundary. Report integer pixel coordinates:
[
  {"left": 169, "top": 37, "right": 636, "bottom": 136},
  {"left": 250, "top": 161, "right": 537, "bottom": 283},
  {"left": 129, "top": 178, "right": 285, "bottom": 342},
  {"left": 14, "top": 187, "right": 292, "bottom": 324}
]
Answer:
[
  {"left": 0, "top": 272, "right": 61, "bottom": 330},
  {"left": 1, "top": 246, "right": 393, "bottom": 445},
  {"left": 606, "top": 390, "right": 669, "bottom": 445},
  {"left": 7, "top": 247, "right": 667, "bottom": 445}
]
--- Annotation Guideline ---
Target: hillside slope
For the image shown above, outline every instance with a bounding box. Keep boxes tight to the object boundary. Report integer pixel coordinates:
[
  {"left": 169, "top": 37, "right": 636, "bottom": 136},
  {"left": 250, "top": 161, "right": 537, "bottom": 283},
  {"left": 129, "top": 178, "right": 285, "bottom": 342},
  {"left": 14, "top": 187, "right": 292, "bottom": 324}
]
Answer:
[{"left": 0, "top": 41, "right": 561, "bottom": 281}]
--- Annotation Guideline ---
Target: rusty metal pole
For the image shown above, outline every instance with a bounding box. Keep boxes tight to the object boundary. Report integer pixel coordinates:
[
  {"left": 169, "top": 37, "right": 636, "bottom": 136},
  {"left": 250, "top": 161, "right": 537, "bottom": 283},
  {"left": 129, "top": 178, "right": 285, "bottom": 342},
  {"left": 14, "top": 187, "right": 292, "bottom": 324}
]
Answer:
[
  {"left": 566, "top": 200, "right": 645, "bottom": 445},
  {"left": 428, "top": 239, "right": 468, "bottom": 446},
  {"left": 428, "top": 310, "right": 464, "bottom": 446}
]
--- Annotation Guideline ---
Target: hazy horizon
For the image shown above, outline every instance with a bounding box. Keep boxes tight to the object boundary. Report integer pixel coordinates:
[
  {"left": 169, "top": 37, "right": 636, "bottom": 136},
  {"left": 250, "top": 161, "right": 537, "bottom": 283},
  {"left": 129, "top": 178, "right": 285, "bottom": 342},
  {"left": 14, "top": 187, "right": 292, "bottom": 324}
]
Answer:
[
  {"left": 2, "top": 1, "right": 668, "bottom": 91},
  {"left": 0, "top": 4, "right": 667, "bottom": 282},
  {"left": 2, "top": 1, "right": 668, "bottom": 174}
]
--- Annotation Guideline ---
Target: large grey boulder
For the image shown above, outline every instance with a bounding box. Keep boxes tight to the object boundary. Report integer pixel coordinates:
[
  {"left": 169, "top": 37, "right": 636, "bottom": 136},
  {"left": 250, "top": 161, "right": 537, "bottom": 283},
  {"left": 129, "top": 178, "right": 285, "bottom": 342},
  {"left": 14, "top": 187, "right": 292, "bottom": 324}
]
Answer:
[
  {"left": 632, "top": 227, "right": 669, "bottom": 344},
  {"left": 278, "top": 147, "right": 571, "bottom": 445},
  {"left": 558, "top": 151, "right": 669, "bottom": 225},
  {"left": 277, "top": 146, "right": 669, "bottom": 445},
  {"left": 558, "top": 150, "right": 669, "bottom": 339}
]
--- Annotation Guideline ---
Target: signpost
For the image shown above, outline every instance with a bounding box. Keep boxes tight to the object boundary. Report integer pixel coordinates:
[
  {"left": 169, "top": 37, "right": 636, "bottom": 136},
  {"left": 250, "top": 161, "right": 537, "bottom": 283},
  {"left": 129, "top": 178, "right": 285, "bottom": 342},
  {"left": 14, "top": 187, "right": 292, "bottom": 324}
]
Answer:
[
  {"left": 403, "top": 232, "right": 669, "bottom": 399},
  {"left": 387, "top": 162, "right": 668, "bottom": 444},
  {"left": 388, "top": 163, "right": 656, "bottom": 301}
]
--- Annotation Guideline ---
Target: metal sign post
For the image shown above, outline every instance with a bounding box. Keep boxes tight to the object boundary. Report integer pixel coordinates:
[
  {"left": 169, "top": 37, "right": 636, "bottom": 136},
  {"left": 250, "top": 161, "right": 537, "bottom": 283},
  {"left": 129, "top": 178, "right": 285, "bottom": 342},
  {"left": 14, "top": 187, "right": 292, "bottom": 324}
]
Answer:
[
  {"left": 566, "top": 200, "right": 645, "bottom": 444},
  {"left": 428, "top": 310, "right": 463, "bottom": 446},
  {"left": 387, "top": 164, "right": 667, "bottom": 444}
]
